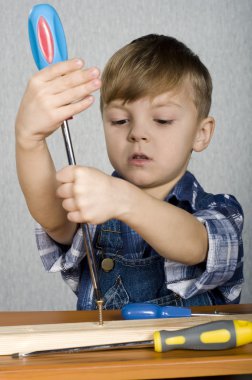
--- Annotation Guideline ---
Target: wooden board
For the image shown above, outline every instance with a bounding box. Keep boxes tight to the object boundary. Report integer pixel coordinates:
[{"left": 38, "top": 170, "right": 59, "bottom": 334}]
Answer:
[{"left": 1, "top": 313, "right": 252, "bottom": 356}]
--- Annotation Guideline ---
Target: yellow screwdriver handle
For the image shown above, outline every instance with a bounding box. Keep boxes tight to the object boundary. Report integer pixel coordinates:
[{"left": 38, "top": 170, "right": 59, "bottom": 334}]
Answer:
[{"left": 153, "top": 320, "right": 252, "bottom": 352}]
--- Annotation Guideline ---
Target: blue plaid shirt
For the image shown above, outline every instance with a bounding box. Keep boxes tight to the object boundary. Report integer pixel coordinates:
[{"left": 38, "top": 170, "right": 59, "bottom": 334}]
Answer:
[{"left": 36, "top": 171, "right": 244, "bottom": 306}]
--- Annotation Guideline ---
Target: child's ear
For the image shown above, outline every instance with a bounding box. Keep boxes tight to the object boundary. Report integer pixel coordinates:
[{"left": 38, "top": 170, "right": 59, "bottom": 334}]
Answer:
[{"left": 192, "top": 116, "right": 215, "bottom": 152}]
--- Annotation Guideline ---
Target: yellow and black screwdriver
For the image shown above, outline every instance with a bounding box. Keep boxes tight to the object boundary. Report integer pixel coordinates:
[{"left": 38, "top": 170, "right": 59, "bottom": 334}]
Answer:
[
  {"left": 13, "top": 319, "right": 252, "bottom": 358},
  {"left": 153, "top": 319, "right": 252, "bottom": 352}
]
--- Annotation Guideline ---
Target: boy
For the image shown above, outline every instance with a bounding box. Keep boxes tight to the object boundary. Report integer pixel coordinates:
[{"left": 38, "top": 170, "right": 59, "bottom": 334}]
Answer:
[{"left": 15, "top": 34, "right": 244, "bottom": 310}]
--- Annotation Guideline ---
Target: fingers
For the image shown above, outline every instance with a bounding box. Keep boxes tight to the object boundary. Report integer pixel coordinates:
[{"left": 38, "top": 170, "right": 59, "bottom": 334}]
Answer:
[
  {"left": 62, "top": 198, "right": 78, "bottom": 213},
  {"left": 56, "top": 166, "right": 105, "bottom": 224},
  {"left": 28, "top": 59, "right": 101, "bottom": 124},
  {"left": 67, "top": 211, "right": 83, "bottom": 223},
  {"left": 57, "top": 169, "right": 78, "bottom": 214},
  {"left": 39, "top": 58, "right": 84, "bottom": 81},
  {"left": 42, "top": 61, "right": 101, "bottom": 119},
  {"left": 54, "top": 95, "right": 94, "bottom": 121},
  {"left": 57, "top": 167, "right": 85, "bottom": 222},
  {"left": 57, "top": 182, "right": 73, "bottom": 198},
  {"left": 56, "top": 166, "right": 86, "bottom": 195},
  {"left": 53, "top": 77, "right": 101, "bottom": 108},
  {"left": 52, "top": 67, "right": 100, "bottom": 94},
  {"left": 56, "top": 165, "right": 76, "bottom": 184}
]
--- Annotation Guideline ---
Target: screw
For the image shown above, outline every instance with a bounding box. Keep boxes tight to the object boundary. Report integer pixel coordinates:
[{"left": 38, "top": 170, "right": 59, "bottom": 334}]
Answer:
[{"left": 96, "top": 300, "right": 104, "bottom": 326}]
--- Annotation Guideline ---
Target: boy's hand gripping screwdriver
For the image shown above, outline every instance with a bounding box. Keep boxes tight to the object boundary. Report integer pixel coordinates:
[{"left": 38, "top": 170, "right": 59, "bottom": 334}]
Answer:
[
  {"left": 28, "top": 4, "right": 103, "bottom": 324},
  {"left": 13, "top": 319, "right": 252, "bottom": 357}
]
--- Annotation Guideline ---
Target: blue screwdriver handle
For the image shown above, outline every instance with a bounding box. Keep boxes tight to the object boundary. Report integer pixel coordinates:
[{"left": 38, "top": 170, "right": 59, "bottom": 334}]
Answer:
[
  {"left": 122, "top": 303, "right": 192, "bottom": 319},
  {"left": 28, "top": 4, "right": 68, "bottom": 70},
  {"left": 28, "top": 4, "right": 75, "bottom": 164}
]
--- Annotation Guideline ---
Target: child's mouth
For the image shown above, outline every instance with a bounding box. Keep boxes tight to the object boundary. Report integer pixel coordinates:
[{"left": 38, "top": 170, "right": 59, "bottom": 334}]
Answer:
[{"left": 129, "top": 153, "right": 152, "bottom": 166}]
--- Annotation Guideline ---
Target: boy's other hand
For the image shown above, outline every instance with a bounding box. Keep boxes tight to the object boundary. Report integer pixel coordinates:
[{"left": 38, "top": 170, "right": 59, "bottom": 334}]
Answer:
[
  {"left": 56, "top": 166, "right": 129, "bottom": 224},
  {"left": 15, "top": 59, "right": 101, "bottom": 146}
]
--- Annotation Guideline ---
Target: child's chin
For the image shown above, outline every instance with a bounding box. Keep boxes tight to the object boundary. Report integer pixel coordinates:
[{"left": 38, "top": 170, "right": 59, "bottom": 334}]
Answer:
[{"left": 126, "top": 176, "right": 153, "bottom": 189}]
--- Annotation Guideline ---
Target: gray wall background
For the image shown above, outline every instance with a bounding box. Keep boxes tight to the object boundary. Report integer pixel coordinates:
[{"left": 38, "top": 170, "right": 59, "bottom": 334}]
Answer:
[{"left": 0, "top": 0, "right": 251, "bottom": 310}]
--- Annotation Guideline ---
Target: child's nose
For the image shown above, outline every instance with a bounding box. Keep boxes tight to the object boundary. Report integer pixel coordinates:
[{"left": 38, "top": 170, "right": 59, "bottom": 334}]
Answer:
[{"left": 127, "top": 123, "right": 149, "bottom": 142}]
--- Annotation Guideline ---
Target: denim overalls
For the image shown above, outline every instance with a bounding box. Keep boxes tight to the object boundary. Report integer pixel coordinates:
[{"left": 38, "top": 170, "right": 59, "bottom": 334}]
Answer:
[{"left": 77, "top": 218, "right": 215, "bottom": 310}]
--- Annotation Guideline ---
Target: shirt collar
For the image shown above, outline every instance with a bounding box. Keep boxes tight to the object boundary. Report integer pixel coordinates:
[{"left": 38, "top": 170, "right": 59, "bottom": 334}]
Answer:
[{"left": 165, "top": 171, "right": 203, "bottom": 202}]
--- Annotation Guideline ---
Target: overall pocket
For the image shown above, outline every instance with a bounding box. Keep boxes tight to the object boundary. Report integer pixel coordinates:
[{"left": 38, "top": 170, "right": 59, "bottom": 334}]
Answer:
[{"left": 103, "top": 275, "right": 129, "bottom": 310}]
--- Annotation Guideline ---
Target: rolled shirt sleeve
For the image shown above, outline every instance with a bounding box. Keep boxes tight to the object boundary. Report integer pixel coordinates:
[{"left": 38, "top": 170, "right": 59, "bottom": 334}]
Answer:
[
  {"left": 165, "top": 194, "right": 244, "bottom": 302},
  {"left": 35, "top": 223, "right": 97, "bottom": 294}
]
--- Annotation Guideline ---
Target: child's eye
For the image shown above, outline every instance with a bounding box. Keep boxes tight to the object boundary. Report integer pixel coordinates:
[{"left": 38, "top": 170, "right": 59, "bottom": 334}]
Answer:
[
  {"left": 154, "top": 119, "right": 174, "bottom": 125},
  {"left": 111, "top": 119, "right": 129, "bottom": 125}
]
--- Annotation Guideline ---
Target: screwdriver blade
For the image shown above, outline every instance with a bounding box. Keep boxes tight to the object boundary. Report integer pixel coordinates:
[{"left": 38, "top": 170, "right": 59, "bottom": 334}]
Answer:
[{"left": 13, "top": 340, "right": 154, "bottom": 358}]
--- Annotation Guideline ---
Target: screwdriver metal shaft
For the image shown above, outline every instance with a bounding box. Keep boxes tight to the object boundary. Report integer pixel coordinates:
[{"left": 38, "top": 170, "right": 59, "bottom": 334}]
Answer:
[{"left": 62, "top": 120, "right": 104, "bottom": 325}]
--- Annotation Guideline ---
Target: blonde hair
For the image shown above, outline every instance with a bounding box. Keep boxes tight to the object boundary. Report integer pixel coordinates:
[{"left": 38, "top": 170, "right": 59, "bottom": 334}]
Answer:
[{"left": 100, "top": 34, "right": 212, "bottom": 120}]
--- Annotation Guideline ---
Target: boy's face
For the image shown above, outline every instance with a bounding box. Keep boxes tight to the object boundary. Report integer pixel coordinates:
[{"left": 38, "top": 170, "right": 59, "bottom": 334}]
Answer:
[{"left": 102, "top": 84, "right": 206, "bottom": 199}]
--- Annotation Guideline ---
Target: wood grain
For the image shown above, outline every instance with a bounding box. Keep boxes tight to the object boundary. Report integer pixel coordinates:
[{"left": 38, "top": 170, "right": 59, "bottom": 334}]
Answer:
[{"left": 1, "top": 313, "right": 252, "bottom": 355}]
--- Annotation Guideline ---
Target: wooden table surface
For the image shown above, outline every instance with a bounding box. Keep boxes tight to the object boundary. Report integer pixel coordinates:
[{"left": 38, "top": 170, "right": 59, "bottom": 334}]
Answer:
[{"left": 0, "top": 304, "right": 252, "bottom": 380}]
